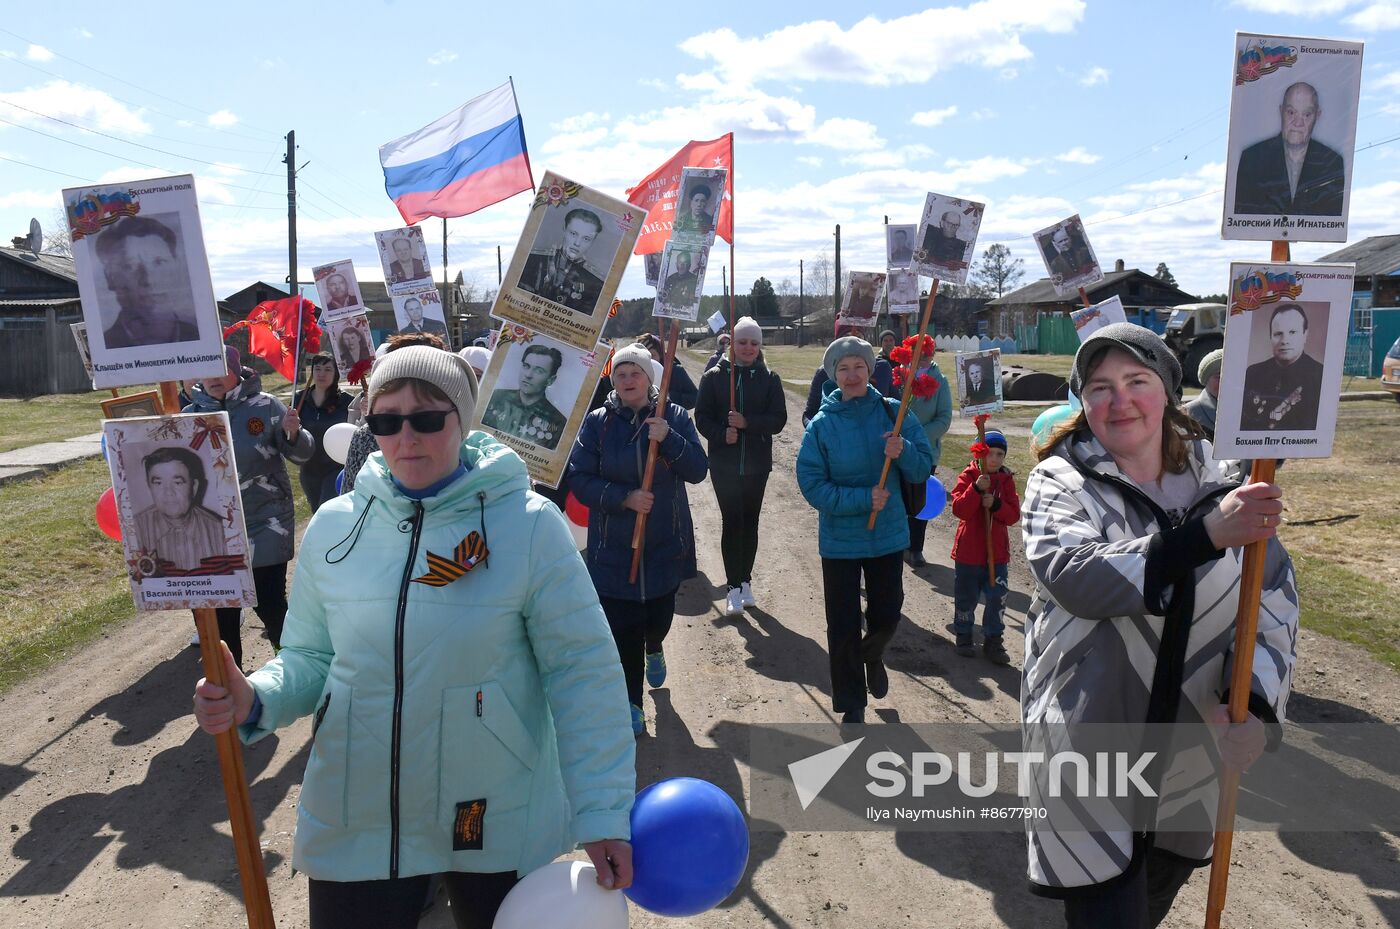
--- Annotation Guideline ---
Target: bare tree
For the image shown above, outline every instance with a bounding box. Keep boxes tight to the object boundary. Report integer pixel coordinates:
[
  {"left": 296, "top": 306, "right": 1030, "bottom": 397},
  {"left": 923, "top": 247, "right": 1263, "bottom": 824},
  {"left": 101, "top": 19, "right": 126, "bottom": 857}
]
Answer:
[
  {"left": 969, "top": 243, "right": 1024, "bottom": 298},
  {"left": 807, "top": 251, "right": 834, "bottom": 306},
  {"left": 43, "top": 208, "right": 72, "bottom": 257}
]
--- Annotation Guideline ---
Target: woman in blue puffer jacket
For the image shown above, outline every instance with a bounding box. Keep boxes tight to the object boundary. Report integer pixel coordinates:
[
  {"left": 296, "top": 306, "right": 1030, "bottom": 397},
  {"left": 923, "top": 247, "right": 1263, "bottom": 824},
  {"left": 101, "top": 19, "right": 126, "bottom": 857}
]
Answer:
[
  {"left": 568, "top": 343, "right": 709, "bottom": 736},
  {"left": 194, "top": 346, "right": 636, "bottom": 929},
  {"left": 797, "top": 336, "right": 932, "bottom": 724}
]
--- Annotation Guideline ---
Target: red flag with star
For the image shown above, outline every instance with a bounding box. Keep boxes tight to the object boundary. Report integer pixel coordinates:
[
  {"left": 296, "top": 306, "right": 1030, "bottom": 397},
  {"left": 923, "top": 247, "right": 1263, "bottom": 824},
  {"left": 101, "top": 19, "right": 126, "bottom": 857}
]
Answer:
[
  {"left": 223, "top": 295, "right": 322, "bottom": 380},
  {"left": 625, "top": 133, "right": 733, "bottom": 255}
]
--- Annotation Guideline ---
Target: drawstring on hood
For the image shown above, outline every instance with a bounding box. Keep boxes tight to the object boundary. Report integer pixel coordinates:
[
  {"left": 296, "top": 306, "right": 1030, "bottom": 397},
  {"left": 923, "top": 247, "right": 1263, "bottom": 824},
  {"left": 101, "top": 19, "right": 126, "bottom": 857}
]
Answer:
[{"left": 326, "top": 495, "right": 378, "bottom": 564}]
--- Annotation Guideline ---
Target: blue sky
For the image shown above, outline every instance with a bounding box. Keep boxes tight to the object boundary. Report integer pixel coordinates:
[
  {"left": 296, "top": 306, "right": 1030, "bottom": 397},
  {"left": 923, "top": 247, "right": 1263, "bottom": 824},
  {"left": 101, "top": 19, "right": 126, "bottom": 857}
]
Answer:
[{"left": 2, "top": 0, "right": 1398, "bottom": 303}]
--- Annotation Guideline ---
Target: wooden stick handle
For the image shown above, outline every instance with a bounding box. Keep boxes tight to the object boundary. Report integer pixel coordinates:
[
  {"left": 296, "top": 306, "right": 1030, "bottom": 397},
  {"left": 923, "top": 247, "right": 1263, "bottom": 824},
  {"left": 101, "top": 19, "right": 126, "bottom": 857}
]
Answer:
[
  {"left": 629, "top": 322, "right": 680, "bottom": 584},
  {"left": 866, "top": 281, "right": 938, "bottom": 531},
  {"left": 1203, "top": 458, "right": 1277, "bottom": 929},
  {"left": 728, "top": 240, "right": 737, "bottom": 411},
  {"left": 1077, "top": 286, "right": 1092, "bottom": 309}
]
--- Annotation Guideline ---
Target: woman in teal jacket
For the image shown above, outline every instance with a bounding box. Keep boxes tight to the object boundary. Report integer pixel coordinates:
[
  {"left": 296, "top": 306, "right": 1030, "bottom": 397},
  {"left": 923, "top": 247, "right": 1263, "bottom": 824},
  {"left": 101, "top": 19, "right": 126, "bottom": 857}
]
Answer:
[
  {"left": 796, "top": 336, "right": 932, "bottom": 724},
  {"left": 194, "top": 347, "right": 635, "bottom": 929},
  {"left": 902, "top": 357, "right": 953, "bottom": 567}
]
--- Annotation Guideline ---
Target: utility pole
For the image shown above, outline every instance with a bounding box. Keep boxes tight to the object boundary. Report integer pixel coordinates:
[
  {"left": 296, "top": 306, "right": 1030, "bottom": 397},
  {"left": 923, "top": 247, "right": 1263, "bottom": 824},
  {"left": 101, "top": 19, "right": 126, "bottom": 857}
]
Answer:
[
  {"left": 833, "top": 224, "right": 842, "bottom": 321},
  {"left": 496, "top": 245, "right": 503, "bottom": 286},
  {"left": 798, "top": 258, "right": 805, "bottom": 348},
  {"left": 284, "top": 131, "right": 296, "bottom": 301},
  {"left": 442, "top": 217, "right": 453, "bottom": 348}
]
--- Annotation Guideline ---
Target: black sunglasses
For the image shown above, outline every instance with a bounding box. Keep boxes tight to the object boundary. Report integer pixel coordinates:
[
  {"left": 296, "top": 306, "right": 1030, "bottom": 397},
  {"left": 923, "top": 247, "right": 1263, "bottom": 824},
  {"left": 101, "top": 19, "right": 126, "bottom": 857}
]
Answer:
[{"left": 365, "top": 408, "right": 458, "bottom": 436}]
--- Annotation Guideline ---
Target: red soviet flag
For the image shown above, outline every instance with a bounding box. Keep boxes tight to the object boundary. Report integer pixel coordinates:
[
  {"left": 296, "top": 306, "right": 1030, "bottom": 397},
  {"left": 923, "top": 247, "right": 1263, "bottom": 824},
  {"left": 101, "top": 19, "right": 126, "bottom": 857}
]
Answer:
[
  {"left": 223, "top": 295, "right": 322, "bottom": 381},
  {"left": 626, "top": 133, "right": 733, "bottom": 255}
]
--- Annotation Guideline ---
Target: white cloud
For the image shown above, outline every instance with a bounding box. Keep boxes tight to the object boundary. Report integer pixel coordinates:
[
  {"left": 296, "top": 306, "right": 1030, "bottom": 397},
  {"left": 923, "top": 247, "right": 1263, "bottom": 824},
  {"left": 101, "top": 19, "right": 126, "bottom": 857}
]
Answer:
[
  {"left": 676, "top": 1, "right": 1087, "bottom": 89},
  {"left": 1374, "top": 70, "right": 1400, "bottom": 91},
  {"left": 802, "top": 117, "right": 883, "bottom": 151},
  {"left": 911, "top": 105, "right": 958, "bottom": 127},
  {"left": 970, "top": 108, "right": 997, "bottom": 121},
  {"left": 26, "top": 44, "right": 53, "bottom": 62},
  {"left": 427, "top": 49, "right": 459, "bottom": 66},
  {"left": 552, "top": 112, "right": 610, "bottom": 133},
  {"left": 1079, "top": 65, "right": 1109, "bottom": 86},
  {"left": 842, "top": 144, "right": 936, "bottom": 169},
  {"left": 540, "top": 127, "right": 610, "bottom": 154},
  {"left": 76, "top": 29, "right": 93, "bottom": 39},
  {"left": 0, "top": 81, "right": 150, "bottom": 134},
  {"left": 1347, "top": 2, "right": 1400, "bottom": 29},
  {"left": 1055, "top": 146, "right": 1101, "bottom": 164},
  {"left": 1230, "top": 0, "right": 1355, "bottom": 13},
  {"left": 0, "top": 189, "right": 59, "bottom": 210},
  {"left": 207, "top": 109, "right": 239, "bottom": 128},
  {"left": 797, "top": 155, "right": 824, "bottom": 167},
  {"left": 1230, "top": 0, "right": 1400, "bottom": 28}
]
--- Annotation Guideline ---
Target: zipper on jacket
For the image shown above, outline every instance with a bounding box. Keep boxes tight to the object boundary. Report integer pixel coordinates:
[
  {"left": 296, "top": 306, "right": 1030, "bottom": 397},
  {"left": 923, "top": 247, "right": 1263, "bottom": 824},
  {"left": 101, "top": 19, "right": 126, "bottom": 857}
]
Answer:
[
  {"left": 476, "top": 689, "right": 483, "bottom": 717},
  {"left": 737, "top": 370, "right": 746, "bottom": 477},
  {"left": 388, "top": 500, "right": 424, "bottom": 879},
  {"left": 311, "top": 692, "right": 331, "bottom": 739},
  {"left": 634, "top": 423, "right": 647, "bottom": 601}
]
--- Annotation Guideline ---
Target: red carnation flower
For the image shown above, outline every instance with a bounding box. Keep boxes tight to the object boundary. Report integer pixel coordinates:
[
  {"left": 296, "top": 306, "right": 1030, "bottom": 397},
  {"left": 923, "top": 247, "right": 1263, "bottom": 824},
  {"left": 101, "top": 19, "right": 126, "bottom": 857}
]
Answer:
[
  {"left": 970, "top": 441, "right": 990, "bottom": 459},
  {"left": 912, "top": 373, "right": 937, "bottom": 399},
  {"left": 346, "top": 358, "right": 373, "bottom": 386},
  {"left": 889, "top": 345, "right": 913, "bottom": 365}
]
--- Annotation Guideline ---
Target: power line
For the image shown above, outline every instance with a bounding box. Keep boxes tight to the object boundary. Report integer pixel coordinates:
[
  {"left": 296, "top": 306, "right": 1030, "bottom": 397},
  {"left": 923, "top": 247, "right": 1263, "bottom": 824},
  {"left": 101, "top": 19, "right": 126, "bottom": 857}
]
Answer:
[
  {"left": 0, "top": 99, "right": 283, "bottom": 175},
  {"left": 0, "top": 152, "right": 283, "bottom": 209}
]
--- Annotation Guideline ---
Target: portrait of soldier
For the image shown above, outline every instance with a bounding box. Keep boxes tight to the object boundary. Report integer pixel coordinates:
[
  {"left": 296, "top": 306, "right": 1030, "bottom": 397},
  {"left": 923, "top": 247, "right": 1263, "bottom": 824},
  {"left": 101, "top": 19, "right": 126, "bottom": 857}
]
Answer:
[
  {"left": 519, "top": 207, "right": 606, "bottom": 314},
  {"left": 844, "top": 274, "right": 880, "bottom": 320},
  {"left": 396, "top": 296, "right": 447, "bottom": 336},
  {"left": 324, "top": 272, "right": 359, "bottom": 312},
  {"left": 132, "top": 446, "right": 227, "bottom": 573},
  {"left": 962, "top": 354, "right": 998, "bottom": 406},
  {"left": 660, "top": 250, "right": 700, "bottom": 309},
  {"left": 94, "top": 215, "right": 199, "bottom": 349},
  {"left": 1234, "top": 81, "right": 1345, "bottom": 216},
  {"left": 888, "top": 227, "right": 914, "bottom": 265},
  {"left": 1044, "top": 225, "right": 1095, "bottom": 282},
  {"left": 1240, "top": 302, "right": 1324, "bottom": 431},
  {"left": 481, "top": 343, "right": 569, "bottom": 450},
  {"left": 921, "top": 210, "right": 969, "bottom": 266},
  {"left": 387, "top": 236, "right": 429, "bottom": 284},
  {"left": 672, "top": 183, "right": 716, "bottom": 238}
]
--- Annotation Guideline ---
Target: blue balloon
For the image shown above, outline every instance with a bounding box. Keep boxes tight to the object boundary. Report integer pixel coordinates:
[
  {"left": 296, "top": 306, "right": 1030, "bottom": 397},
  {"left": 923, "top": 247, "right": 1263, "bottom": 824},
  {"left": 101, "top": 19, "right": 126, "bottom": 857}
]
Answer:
[
  {"left": 335, "top": 469, "right": 345, "bottom": 494},
  {"left": 625, "top": 777, "right": 749, "bottom": 917},
  {"left": 1032, "top": 404, "right": 1076, "bottom": 447},
  {"left": 917, "top": 476, "right": 947, "bottom": 520}
]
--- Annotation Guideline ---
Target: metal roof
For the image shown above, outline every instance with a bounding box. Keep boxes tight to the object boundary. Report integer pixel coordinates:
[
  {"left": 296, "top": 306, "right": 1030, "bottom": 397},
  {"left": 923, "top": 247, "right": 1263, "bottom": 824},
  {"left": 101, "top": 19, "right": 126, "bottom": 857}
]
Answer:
[
  {"left": 0, "top": 246, "right": 77, "bottom": 283},
  {"left": 1317, "top": 234, "right": 1400, "bottom": 277}
]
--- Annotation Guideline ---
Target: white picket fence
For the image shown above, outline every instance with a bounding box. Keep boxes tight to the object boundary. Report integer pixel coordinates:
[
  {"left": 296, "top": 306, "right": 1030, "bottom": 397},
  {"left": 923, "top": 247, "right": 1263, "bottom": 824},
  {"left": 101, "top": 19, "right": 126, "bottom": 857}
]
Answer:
[{"left": 934, "top": 335, "right": 1020, "bottom": 355}]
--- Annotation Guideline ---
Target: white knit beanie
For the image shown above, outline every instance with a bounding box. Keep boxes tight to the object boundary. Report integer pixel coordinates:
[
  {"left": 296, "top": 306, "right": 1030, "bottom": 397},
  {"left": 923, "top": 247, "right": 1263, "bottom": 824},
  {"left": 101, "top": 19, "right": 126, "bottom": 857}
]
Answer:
[
  {"left": 368, "top": 345, "right": 479, "bottom": 427},
  {"left": 611, "top": 343, "right": 655, "bottom": 384},
  {"left": 733, "top": 316, "right": 762, "bottom": 342}
]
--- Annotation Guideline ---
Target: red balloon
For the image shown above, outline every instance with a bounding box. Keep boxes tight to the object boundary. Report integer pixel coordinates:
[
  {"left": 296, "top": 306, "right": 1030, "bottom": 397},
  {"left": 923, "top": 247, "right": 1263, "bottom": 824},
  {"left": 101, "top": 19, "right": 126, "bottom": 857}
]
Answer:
[
  {"left": 564, "top": 491, "right": 589, "bottom": 527},
  {"left": 95, "top": 487, "right": 122, "bottom": 541}
]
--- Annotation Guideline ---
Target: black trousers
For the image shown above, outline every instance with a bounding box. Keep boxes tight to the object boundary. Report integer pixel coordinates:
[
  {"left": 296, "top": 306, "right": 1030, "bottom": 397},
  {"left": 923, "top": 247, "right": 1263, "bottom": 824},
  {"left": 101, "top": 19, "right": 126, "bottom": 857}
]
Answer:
[
  {"left": 300, "top": 465, "right": 341, "bottom": 514},
  {"left": 1062, "top": 848, "right": 1196, "bottom": 929},
  {"left": 903, "top": 475, "right": 929, "bottom": 552},
  {"left": 820, "top": 551, "right": 904, "bottom": 713},
  {"left": 599, "top": 589, "right": 677, "bottom": 707},
  {"left": 308, "top": 870, "right": 518, "bottom": 929},
  {"left": 213, "top": 562, "right": 288, "bottom": 669},
  {"left": 711, "top": 469, "right": 769, "bottom": 588}
]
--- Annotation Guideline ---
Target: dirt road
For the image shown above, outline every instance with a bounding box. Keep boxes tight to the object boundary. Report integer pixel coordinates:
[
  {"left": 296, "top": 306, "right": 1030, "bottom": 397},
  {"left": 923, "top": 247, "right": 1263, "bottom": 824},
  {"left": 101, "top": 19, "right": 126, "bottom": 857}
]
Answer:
[{"left": 3, "top": 385, "right": 1397, "bottom": 928}]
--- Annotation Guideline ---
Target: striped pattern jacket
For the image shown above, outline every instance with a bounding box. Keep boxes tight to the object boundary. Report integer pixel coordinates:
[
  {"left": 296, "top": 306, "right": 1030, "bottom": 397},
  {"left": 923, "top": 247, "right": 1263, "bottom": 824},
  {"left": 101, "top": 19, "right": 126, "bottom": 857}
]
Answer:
[{"left": 1020, "top": 431, "right": 1297, "bottom": 895}]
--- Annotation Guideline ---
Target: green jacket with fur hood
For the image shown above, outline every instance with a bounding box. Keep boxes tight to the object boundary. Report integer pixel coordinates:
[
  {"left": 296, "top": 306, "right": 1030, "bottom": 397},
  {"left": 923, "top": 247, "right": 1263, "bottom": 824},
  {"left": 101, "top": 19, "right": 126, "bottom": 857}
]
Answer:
[{"left": 240, "top": 432, "right": 635, "bottom": 882}]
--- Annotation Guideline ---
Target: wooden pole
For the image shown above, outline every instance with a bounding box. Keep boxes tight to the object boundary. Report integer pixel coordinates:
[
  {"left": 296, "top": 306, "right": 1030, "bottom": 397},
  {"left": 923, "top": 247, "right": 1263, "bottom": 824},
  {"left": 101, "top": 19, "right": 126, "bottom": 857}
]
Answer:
[
  {"left": 728, "top": 239, "right": 737, "bottom": 411},
  {"left": 628, "top": 321, "right": 680, "bottom": 584},
  {"left": 292, "top": 291, "right": 311, "bottom": 413},
  {"left": 160, "top": 380, "right": 276, "bottom": 928},
  {"left": 866, "top": 280, "right": 938, "bottom": 531},
  {"left": 1203, "top": 238, "right": 1290, "bottom": 929},
  {"left": 1077, "top": 286, "right": 1093, "bottom": 309}
]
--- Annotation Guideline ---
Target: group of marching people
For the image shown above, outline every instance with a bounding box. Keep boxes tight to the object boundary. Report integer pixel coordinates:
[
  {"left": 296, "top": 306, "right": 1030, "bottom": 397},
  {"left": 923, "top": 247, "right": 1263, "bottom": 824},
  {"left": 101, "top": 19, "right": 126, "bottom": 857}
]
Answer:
[{"left": 189, "top": 317, "right": 1296, "bottom": 929}]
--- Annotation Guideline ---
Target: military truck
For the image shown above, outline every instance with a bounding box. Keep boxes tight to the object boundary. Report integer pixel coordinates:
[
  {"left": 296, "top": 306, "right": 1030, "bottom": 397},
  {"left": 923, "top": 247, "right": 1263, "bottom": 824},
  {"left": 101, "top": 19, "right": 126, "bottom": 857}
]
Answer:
[{"left": 1163, "top": 302, "right": 1227, "bottom": 388}]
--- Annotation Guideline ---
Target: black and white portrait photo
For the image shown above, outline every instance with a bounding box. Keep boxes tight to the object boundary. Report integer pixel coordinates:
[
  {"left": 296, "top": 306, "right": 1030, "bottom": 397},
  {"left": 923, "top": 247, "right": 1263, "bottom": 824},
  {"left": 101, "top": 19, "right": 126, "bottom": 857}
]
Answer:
[
  {"left": 886, "top": 270, "right": 920, "bottom": 314},
  {"left": 912, "top": 192, "right": 984, "bottom": 285},
  {"left": 835, "top": 271, "right": 886, "bottom": 330},
  {"left": 1222, "top": 33, "right": 1363, "bottom": 242},
  {"left": 1033, "top": 215, "right": 1103, "bottom": 297},
  {"left": 956, "top": 348, "right": 1003, "bottom": 413},
  {"left": 65, "top": 175, "right": 225, "bottom": 390},
  {"left": 328, "top": 314, "right": 376, "bottom": 371},
  {"left": 392, "top": 289, "right": 448, "bottom": 337},
  {"left": 886, "top": 224, "right": 916, "bottom": 270},
  {"left": 654, "top": 242, "right": 709, "bottom": 321},
  {"left": 375, "top": 227, "right": 433, "bottom": 293},
  {"left": 670, "top": 167, "right": 726, "bottom": 245},
  {"left": 313, "top": 259, "right": 366, "bottom": 320}
]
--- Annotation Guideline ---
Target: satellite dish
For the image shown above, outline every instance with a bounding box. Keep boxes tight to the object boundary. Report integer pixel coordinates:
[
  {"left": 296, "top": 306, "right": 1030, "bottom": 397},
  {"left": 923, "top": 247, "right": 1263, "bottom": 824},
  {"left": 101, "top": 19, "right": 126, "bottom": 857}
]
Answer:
[{"left": 27, "top": 218, "right": 42, "bottom": 257}]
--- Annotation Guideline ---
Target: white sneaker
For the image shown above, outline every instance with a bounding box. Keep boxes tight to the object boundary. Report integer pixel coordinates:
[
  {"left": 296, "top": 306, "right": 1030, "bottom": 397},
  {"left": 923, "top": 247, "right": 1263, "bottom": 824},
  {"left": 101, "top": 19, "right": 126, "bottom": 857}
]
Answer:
[
  {"left": 724, "top": 587, "right": 745, "bottom": 616},
  {"left": 740, "top": 582, "right": 756, "bottom": 608}
]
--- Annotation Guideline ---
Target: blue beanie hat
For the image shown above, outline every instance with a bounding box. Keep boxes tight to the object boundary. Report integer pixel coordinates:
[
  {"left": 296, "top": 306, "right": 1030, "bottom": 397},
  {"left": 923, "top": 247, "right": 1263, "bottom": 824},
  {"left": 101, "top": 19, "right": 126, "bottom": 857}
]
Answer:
[{"left": 983, "top": 430, "right": 1007, "bottom": 451}]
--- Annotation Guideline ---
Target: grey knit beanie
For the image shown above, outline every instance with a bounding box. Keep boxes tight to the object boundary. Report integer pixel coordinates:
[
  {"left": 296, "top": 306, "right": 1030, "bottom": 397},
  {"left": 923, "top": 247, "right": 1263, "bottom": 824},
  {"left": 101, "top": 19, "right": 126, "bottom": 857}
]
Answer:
[
  {"left": 368, "top": 345, "right": 478, "bottom": 428},
  {"left": 1197, "top": 348, "right": 1225, "bottom": 386},
  {"left": 1069, "top": 322, "right": 1182, "bottom": 398},
  {"left": 611, "top": 343, "right": 655, "bottom": 384},
  {"left": 823, "top": 335, "right": 877, "bottom": 382}
]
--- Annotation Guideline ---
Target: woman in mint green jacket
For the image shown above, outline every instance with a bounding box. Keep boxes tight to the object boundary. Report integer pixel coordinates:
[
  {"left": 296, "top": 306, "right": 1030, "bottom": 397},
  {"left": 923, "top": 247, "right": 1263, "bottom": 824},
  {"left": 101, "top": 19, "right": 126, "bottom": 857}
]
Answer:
[{"left": 194, "top": 347, "right": 635, "bottom": 929}]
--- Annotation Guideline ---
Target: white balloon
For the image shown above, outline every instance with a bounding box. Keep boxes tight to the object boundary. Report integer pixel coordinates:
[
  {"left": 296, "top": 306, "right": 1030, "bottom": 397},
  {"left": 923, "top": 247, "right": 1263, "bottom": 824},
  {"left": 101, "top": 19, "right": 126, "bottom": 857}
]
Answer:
[
  {"left": 569, "top": 519, "right": 588, "bottom": 550},
  {"left": 493, "top": 860, "right": 628, "bottom": 929},
  {"left": 321, "top": 422, "right": 356, "bottom": 465}
]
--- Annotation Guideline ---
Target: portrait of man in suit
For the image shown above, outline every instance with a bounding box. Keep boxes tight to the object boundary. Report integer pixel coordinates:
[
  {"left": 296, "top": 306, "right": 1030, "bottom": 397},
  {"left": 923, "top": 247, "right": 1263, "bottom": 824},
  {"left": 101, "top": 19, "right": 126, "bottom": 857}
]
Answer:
[
  {"left": 396, "top": 295, "right": 448, "bottom": 337},
  {"left": 1234, "top": 81, "right": 1344, "bottom": 216},
  {"left": 387, "top": 236, "right": 429, "bottom": 284}
]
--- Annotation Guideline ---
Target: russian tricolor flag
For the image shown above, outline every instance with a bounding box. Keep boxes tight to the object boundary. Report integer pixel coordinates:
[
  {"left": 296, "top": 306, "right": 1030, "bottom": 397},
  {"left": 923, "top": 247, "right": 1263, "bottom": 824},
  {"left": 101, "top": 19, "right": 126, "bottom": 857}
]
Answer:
[{"left": 379, "top": 81, "right": 534, "bottom": 224}]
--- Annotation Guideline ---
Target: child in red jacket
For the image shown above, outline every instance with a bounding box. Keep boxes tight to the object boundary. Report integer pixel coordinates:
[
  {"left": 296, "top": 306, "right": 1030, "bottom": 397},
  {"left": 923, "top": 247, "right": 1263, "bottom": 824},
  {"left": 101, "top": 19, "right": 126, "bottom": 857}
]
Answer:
[{"left": 949, "top": 430, "right": 1020, "bottom": 663}]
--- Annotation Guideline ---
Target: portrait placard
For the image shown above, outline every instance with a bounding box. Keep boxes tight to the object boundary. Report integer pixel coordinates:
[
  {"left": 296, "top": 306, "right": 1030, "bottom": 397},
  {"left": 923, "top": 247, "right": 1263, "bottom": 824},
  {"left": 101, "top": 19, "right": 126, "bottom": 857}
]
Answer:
[
  {"left": 101, "top": 390, "right": 162, "bottom": 420},
  {"left": 1071, "top": 295, "right": 1128, "bottom": 342},
  {"left": 1211, "top": 261, "right": 1354, "bottom": 458},
  {"left": 912, "top": 193, "right": 985, "bottom": 284},
  {"left": 644, "top": 251, "right": 663, "bottom": 288},
  {"left": 887, "top": 224, "right": 917, "bottom": 271},
  {"left": 955, "top": 348, "right": 1004, "bottom": 413},
  {"left": 470, "top": 324, "right": 607, "bottom": 488},
  {"left": 102, "top": 412, "right": 255, "bottom": 611},
  {"left": 654, "top": 241, "right": 710, "bottom": 321},
  {"left": 1033, "top": 215, "right": 1103, "bottom": 297},
  {"left": 63, "top": 174, "right": 226, "bottom": 390},
  {"left": 669, "top": 166, "right": 727, "bottom": 248},
  {"left": 327, "top": 314, "right": 376, "bottom": 372},
  {"left": 1222, "top": 33, "right": 1364, "bottom": 243},
  {"left": 835, "top": 271, "right": 886, "bottom": 330},
  {"left": 491, "top": 170, "right": 642, "bottom": 351},
  {"left": 69, "top": 321, "right": 95, "bottom": 383},
  {"left": 886, "top": 270, "right": 920, "bottom": 315},
  {"left": 313, "top": 259, "right": 366, "bottom": 320},
  {"left": 375, "top": 226, "right": 434, "bottom": 294},
  {"left": 391, "top": 288, "right": 448, "bottom": 337}
]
